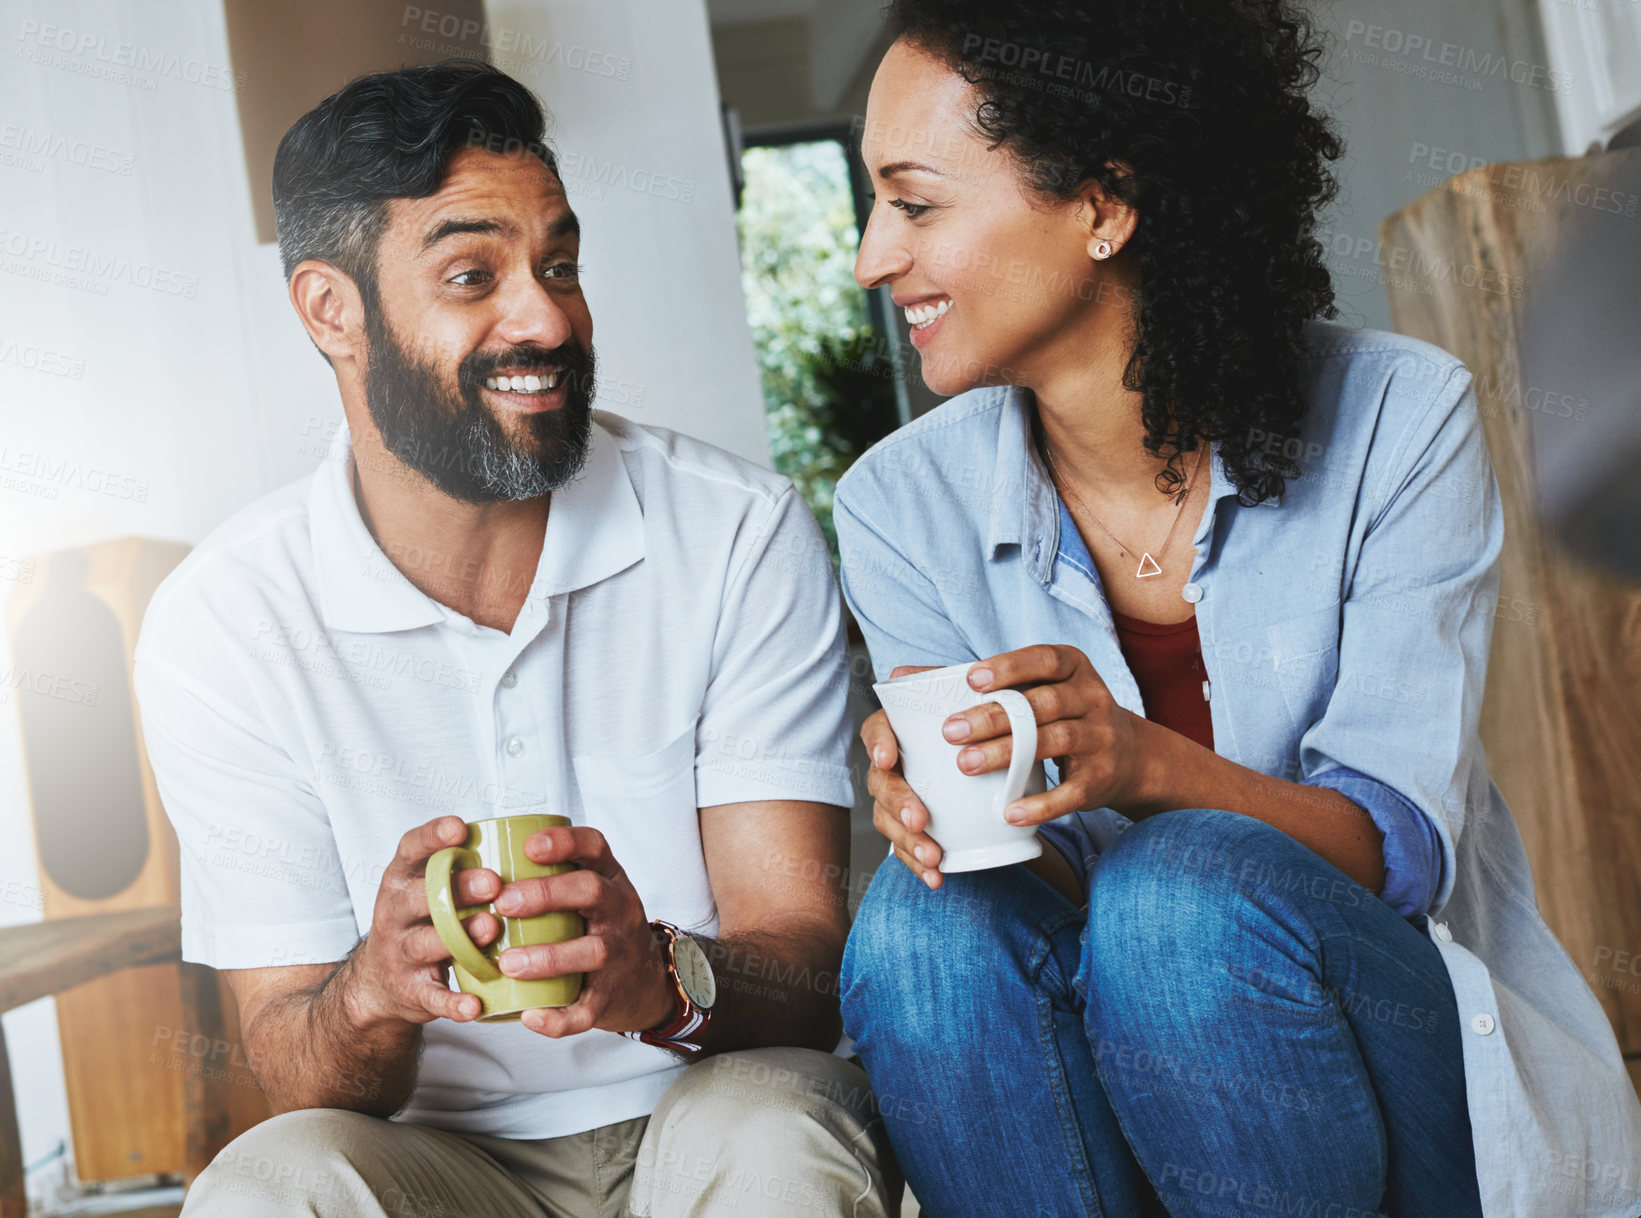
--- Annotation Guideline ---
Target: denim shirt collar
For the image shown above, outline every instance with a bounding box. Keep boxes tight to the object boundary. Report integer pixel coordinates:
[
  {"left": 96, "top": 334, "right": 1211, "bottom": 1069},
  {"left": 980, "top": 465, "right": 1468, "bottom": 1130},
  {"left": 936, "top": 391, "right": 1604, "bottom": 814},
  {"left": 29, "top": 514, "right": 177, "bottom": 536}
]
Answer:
[{"left": 985, "top": 384, "right": 1281, "bottom": 585}]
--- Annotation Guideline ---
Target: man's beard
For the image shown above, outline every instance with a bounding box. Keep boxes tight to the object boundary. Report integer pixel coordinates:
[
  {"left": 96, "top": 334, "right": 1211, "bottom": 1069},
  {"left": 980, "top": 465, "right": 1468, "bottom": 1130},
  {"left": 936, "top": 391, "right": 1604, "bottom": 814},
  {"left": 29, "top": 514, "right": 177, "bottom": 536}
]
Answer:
[{"left": 361, "top": 305, "right": 596, "bottom": 504}]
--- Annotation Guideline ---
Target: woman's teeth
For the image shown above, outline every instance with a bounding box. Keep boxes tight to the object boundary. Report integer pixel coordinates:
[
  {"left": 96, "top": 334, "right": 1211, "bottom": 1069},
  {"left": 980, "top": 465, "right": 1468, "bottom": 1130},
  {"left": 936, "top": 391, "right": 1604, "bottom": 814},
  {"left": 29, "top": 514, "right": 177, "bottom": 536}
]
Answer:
[
  {"left": 904, "top": 299, "right": 952, "bottom": 329},
  {"left": 484, "top": 371, "right": 562, "bottom": 393}
]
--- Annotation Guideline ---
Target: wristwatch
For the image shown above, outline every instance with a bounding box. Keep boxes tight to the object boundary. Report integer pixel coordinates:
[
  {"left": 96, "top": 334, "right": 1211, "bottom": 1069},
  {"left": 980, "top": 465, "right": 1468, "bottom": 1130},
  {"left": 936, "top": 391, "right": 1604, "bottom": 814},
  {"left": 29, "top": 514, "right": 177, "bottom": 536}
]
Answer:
[{"left": 625, "top": 921, "right": 716, "bottom": 1050}]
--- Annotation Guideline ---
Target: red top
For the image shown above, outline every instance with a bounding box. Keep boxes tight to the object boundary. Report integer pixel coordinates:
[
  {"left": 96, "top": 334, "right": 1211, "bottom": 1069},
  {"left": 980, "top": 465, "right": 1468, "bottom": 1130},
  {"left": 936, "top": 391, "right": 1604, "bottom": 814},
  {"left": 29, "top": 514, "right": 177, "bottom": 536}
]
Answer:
[{"left": 1109, "top": 608, "right": 1214, "bottom": 752}]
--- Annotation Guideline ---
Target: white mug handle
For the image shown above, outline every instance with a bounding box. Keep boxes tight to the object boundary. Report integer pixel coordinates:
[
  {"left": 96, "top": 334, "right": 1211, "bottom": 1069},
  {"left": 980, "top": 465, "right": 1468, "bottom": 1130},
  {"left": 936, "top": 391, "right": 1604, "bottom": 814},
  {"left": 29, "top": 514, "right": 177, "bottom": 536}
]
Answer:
[{"left": 987, "top": 689, "right": 1038, "bottom": 819}]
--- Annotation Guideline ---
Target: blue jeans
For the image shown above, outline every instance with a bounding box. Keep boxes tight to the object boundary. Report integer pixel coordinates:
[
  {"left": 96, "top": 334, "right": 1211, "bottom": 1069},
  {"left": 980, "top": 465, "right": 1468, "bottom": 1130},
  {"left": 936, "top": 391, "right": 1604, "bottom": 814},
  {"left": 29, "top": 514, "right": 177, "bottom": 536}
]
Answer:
[{"left": 840, "top": 808, "right": 1484, "bottom": 1218}]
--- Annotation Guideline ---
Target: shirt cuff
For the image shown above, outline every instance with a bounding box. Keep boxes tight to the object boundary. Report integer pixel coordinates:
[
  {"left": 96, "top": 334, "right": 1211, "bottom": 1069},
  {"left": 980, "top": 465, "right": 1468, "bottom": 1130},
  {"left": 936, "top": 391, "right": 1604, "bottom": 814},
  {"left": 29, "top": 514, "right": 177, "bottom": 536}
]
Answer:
[{"left": 1300, "top": 767, "right": 1443, "bottom": 920}]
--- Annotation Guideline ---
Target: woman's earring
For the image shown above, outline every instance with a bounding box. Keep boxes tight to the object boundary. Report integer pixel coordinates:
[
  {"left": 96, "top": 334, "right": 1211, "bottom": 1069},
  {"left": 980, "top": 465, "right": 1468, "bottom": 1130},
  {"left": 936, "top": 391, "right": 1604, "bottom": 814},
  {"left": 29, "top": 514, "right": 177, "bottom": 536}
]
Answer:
[{"left": 1092, "top": 239, "right": 1114, "bottom": 260}]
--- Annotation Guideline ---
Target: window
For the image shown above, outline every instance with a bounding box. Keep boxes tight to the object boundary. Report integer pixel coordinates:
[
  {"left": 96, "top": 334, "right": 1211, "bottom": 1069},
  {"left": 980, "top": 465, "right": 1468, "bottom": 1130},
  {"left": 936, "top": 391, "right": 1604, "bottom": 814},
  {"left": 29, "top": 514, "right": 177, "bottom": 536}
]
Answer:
[{"left": 734, "top": 132, "right": 900, "bottom": 562}]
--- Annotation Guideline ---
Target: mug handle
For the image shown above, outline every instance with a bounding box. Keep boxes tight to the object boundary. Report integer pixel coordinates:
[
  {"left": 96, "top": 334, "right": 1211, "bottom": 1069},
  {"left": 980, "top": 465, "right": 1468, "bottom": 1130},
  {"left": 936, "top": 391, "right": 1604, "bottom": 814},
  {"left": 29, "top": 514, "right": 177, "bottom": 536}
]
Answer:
[
  {"left": 425, "top": 846, "right": 502, "bottom": 982},
  {"left": 988, "top": 689, "right": 1039, "bottom": 818}
]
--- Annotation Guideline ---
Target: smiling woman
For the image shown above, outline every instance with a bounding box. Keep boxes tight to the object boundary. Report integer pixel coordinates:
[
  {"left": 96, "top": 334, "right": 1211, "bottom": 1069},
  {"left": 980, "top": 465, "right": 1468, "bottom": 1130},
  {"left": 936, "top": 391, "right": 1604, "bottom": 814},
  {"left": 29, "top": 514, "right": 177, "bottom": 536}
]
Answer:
[
  {"left": 830, "top": 0, "right": 1641, "bottom": 1215},
  {"left": 851, "top": 1, "right": 1343, "bottom": 508}
]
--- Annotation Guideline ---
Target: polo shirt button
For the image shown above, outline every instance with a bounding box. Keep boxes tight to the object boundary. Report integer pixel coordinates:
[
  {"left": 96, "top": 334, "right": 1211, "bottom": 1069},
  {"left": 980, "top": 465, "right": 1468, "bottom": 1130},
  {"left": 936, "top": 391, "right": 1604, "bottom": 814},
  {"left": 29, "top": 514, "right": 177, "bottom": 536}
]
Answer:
[
  {"left": 1470, "top": 1013, "right": 1495, "bottom": 1036},
  {"left": 500, "top": 670, "right": 518, "bottom": 689},
  {"left": 1181, "top": 583, "right": 1203, "bottom": 603},
  {"left": 1433, "top": 922, "right": 1453, "bottom": 943},
  {"left": 505, "top": 736, "right": 525, "bottom": 758}
]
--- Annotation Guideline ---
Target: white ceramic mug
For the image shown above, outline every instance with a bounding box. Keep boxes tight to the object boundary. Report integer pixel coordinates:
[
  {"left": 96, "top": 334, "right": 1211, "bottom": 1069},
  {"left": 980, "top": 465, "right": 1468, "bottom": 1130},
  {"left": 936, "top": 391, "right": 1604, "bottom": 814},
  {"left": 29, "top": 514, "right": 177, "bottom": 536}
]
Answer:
[{"left": 872, "top": 663, "right": 1047, "bottom": 873}]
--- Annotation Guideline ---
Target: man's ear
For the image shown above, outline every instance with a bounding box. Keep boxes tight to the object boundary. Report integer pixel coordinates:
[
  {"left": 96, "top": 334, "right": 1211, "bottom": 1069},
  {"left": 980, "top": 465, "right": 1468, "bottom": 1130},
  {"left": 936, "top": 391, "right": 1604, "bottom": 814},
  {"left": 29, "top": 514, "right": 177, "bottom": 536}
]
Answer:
[
  {"left": 1073, "top": 169, "right": 1139, "bottom": 261},
  {"left": 288, "top": 260, "right": 367, "bottom": 365}
]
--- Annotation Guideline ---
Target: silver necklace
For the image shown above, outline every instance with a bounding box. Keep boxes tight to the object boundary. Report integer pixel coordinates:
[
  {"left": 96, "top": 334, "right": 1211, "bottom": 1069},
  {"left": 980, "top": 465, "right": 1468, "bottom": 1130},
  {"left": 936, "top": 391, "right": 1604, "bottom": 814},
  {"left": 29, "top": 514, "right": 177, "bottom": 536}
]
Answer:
[{"left": 1044, "top": 440, "right": 1207, "bottom": 579}]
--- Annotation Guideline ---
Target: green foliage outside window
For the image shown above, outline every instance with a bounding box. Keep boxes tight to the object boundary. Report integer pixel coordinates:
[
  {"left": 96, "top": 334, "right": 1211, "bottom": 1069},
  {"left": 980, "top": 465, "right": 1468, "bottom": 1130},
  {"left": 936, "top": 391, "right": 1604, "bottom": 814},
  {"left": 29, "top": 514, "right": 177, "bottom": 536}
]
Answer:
[{"left": 737, "top": 140, "right": 897, "bottom": 564}]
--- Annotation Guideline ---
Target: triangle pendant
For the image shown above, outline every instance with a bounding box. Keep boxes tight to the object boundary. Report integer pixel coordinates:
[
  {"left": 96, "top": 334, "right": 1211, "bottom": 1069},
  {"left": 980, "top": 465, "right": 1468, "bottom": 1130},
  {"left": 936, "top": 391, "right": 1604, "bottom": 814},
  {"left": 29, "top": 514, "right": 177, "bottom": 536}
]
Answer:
[{"left": 1135, "top": 552, "right": 1162, "bottom": 578}]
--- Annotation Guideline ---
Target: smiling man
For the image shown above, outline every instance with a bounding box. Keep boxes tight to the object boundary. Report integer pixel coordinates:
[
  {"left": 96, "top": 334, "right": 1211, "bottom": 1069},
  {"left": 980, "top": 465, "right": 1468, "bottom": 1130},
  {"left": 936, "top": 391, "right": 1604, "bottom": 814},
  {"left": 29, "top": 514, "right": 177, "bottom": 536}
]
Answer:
[{"left": 132, "top": 61, "right": 893, "bottom": 1218}]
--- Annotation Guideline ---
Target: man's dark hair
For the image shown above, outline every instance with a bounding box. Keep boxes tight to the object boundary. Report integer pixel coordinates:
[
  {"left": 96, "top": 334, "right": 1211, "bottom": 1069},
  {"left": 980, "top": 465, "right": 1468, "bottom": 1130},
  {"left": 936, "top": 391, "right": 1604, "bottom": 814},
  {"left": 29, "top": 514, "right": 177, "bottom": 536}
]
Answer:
[{"left": 272, "top": 60, "right": 559, "bottom": 313}]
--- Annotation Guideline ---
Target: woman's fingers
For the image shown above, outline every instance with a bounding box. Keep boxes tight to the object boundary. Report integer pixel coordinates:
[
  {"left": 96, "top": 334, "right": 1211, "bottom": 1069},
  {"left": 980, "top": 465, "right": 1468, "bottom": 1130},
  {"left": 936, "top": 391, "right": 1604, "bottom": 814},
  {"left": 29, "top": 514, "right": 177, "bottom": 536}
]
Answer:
[
  {"left": 1000, "top": 778, "right": 1088, "bottom": 827},
  {"left": 871, "top": 787, "right": 945, "bottom": 884},
  {"left": 861, "top": 708, "right": 900, "bottom": 770},
  {"left": 891, "top": 843, "right": 944, "bottom": 890}
]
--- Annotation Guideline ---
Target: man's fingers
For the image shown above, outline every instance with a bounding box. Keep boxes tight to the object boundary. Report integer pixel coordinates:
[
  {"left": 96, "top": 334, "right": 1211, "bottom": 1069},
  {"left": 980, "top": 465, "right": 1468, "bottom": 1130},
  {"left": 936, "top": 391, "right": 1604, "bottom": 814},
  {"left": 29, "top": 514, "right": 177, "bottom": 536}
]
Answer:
[
  {"left": 523, "top": 825, "right": 620, "bottom": 877},
  {"left": 889, "top": 665, "right": 940, "bottom": 679},
  {"left": 495, "top": 869, "right": 607, "bottom": 919},
  {"left": 521, "top": 993, "right": 602, "bottom": 1038},
  {"left": 496, "top": 934, "right": 611, "bottom": 981},
  {"left": 402, "top": 913, "right": 501, "bottom": 965},
  {"left": 452, "top": 867, "right": 501, "bottom": 908},
  {"left": 419, "top": 980, "right": 482, "bottom": 1023},
  {"left": 396, "top": 815, "right": 469, "bottom": 871}
]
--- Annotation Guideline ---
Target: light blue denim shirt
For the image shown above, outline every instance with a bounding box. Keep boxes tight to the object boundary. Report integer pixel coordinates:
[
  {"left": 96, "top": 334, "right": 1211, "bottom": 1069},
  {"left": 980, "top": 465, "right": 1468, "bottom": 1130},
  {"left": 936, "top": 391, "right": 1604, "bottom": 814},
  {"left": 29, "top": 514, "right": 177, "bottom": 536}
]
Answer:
[
  {"left": 834, "top": 319, "right": 1641, "bottom": 1217},
  {"left": 1049, "top": 490, "right": 1446, "bottom": 920}
]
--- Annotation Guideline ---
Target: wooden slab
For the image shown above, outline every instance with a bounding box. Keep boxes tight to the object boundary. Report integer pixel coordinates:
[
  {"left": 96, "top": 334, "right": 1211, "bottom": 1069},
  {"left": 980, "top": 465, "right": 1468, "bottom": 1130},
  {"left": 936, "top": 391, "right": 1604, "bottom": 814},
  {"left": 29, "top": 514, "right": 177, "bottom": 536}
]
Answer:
[{"left": 1381, "top": 149, "right": 1641, "bottom": 1077}]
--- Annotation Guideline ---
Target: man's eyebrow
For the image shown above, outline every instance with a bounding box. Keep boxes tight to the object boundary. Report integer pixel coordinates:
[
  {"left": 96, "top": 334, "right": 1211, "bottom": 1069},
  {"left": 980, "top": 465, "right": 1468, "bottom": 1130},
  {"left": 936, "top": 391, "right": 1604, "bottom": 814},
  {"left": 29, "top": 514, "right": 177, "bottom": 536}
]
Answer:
[
  {"left": 420, "top": 212, "right": 580, "bottom": 251},
  {"left": 546, "top": 212, "right": 580, "bottom": 243},
  {"left": 422, "top": 217, "right": 512, "bottom": 250},
  {"left": 877, "top": 160, "right": 943, "bottom": 179}
]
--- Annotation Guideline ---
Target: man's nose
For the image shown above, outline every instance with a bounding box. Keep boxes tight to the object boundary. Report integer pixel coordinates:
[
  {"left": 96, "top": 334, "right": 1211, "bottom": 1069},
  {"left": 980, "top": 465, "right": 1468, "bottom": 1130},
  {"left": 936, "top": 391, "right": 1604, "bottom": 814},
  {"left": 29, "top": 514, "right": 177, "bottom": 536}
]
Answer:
[
  {"left": 855, "top": 208, "right": 912, "bottom": 290},
  {"left": 494, "top": 275, "right": 575, "bottom": 350}
]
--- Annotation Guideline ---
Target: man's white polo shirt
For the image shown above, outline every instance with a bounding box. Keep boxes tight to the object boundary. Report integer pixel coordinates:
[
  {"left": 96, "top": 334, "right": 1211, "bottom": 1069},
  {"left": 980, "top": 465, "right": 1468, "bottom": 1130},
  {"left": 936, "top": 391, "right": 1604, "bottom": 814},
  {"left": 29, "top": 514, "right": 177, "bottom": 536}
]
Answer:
[{"left": 132, "top": 410, "right": 855, "bottom": 1139}]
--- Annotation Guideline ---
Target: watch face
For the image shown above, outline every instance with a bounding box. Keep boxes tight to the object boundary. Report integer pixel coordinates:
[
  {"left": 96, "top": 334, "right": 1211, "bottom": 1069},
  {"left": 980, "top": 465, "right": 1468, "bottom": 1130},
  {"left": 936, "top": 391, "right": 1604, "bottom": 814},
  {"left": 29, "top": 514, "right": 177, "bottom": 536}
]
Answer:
[{"left": 673, "top": 933, "right": 716, "bottom": 1009}]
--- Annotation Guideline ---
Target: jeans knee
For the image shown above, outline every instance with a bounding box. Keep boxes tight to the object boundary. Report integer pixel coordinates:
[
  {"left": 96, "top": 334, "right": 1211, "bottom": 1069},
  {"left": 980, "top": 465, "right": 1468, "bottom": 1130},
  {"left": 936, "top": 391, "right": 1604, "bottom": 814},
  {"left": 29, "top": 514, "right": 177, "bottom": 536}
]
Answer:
[
  {"left": 842, "top": 860, "right": 1034, "bottom": 1047},
  {"left": 1083, "top": 810, "right": 1333, "bottom": 1003}
]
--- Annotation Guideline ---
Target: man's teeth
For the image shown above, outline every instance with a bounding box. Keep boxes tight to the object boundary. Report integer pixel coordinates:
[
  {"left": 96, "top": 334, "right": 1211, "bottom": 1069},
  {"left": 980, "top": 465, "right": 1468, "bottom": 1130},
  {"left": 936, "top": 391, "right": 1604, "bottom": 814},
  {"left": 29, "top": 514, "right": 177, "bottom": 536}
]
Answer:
[
  {"left": 484, "top": 371, "right": 563, "bottom": 393},
  {"left": 904, "top": 299, "right": 952, "bottom": 329}
]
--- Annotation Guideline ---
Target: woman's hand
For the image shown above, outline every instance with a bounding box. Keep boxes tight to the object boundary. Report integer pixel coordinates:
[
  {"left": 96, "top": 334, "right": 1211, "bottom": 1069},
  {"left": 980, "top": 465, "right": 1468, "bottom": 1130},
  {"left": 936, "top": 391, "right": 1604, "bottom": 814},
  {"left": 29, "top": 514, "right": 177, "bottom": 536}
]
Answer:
[
  {"left": 945, "top": 645, "right": 1152, "bottom": 826},
  {"left": 860, "top": 665, "right": 950, "bottom": 889}
]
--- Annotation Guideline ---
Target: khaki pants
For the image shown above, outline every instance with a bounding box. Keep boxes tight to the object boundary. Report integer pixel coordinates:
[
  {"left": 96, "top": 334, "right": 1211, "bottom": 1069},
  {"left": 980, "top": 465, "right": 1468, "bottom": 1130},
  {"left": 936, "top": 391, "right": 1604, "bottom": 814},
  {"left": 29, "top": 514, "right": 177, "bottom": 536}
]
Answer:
[{"left": 180, "top": 1047, "right": 900, "bottom": 1218}]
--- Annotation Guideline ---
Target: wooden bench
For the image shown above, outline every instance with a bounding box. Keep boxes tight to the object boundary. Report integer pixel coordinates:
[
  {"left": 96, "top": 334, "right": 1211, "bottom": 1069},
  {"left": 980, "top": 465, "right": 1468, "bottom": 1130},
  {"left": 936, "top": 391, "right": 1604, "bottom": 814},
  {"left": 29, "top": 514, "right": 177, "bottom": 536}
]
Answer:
[{"left": 0, "top": 908, "right": 228, "bottom": 1218}]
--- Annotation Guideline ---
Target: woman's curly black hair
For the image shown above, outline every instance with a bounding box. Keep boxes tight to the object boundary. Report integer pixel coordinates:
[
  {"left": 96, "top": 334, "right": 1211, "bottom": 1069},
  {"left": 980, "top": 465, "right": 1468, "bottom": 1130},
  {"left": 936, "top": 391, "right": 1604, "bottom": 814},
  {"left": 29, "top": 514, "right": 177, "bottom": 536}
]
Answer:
[{"left": 886, "top": 0, "right": 1344, "bottom": 506}]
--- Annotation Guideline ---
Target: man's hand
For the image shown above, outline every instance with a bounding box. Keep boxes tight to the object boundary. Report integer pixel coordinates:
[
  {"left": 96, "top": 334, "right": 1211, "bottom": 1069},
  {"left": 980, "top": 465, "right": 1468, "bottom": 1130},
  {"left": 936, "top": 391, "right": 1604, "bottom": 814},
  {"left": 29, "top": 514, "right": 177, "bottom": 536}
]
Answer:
[
  {"left": 860, "top": 665, "right": 948, "bottom": 888},
  {"left": 488, "top": 824, "right": 676, "bottom": 1038},
  {"left": 349, "top": 815, "right": 507, "bottom": 1028}
]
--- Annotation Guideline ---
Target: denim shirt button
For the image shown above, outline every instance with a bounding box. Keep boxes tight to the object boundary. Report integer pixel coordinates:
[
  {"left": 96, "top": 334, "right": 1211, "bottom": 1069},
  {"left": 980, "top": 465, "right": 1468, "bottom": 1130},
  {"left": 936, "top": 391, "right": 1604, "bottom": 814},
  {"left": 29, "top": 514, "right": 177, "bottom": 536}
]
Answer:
[
  {"left": 1182, "top": 583, "right": 1203, "bottom": 603},
  {"left": 1471, "top": 1013, "right": 1496, "bottom": 1035},
  {"left": 1433, "top": 922, "right": 1453, "bottom": 943}
]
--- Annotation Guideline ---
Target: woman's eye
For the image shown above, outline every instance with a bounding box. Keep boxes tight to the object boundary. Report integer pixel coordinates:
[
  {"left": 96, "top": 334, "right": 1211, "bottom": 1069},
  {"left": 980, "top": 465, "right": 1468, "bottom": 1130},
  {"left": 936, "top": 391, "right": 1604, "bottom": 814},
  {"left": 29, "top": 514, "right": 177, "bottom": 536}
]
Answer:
[
  {"left": 449, "top": 268, "right": 491, "bottom": 287},
  {"left": 543, "top": 261, "right": 583, "bottom": 282},
  {"left": 889, "top": 199, "right": 932, "bottom": 219}
]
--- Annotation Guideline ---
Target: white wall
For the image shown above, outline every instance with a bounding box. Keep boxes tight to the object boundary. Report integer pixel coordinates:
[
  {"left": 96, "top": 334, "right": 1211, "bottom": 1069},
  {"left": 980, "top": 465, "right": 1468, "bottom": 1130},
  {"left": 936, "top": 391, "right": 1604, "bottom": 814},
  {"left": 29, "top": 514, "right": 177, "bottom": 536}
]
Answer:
[
  {"left": 0, "top": 0, "right": 763, "bottom": 1199},
  {"left": 1307, "top": 0, "right": 1560, "bottom": 331}
]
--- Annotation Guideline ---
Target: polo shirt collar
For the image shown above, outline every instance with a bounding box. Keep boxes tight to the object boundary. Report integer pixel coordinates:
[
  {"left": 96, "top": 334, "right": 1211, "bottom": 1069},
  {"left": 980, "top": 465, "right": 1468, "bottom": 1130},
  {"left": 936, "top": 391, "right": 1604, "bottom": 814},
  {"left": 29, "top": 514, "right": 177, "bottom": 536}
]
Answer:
[
  {"left": 986, "top": 385, "right": 1271, "bottom": 583},
  {"left": 310, "top": 415, "right": 643, "bottom": 634}
]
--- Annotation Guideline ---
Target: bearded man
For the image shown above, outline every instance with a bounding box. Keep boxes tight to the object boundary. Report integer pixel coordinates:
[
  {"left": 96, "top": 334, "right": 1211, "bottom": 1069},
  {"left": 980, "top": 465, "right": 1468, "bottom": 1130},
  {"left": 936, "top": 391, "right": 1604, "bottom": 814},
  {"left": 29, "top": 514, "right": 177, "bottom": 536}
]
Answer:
[{"left": 133, "top": 59, "right": 894, "bottom": 1218}]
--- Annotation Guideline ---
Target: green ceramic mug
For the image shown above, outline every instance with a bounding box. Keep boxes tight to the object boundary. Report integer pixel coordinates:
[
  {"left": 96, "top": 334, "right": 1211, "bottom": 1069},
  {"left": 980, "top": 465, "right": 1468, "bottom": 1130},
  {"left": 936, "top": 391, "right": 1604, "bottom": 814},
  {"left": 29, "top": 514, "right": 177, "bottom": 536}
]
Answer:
[{"left": 425, "top": 812, "right": 583, "bottom": 1021}]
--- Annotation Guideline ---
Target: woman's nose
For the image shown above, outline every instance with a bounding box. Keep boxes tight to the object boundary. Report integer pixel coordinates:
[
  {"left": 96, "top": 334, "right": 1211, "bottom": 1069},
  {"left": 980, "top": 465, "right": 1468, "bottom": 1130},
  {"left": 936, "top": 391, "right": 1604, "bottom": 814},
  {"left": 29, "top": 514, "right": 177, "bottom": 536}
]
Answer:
[{"left": 855, "top": 207, "right": 912, "bottom": 290}]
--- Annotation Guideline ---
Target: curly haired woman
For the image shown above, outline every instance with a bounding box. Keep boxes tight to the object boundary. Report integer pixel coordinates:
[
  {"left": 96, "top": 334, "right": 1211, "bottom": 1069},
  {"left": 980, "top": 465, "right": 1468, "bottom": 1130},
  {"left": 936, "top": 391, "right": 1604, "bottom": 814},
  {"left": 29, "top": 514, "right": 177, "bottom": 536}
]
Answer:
[{"left": 832, "top": 2, "right": 1641, "bottom": 1215}]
